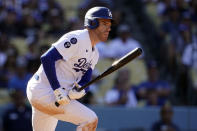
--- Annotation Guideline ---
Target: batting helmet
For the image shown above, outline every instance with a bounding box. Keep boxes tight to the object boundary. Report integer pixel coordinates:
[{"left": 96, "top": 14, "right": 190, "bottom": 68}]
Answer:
[{"left": 84, "top": 7, "right": 113, "bottom": 29}]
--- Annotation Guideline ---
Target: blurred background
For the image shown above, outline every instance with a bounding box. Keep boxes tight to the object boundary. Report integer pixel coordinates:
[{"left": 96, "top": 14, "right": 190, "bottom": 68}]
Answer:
[{"left": 0, "top": 0, "right": 196, "bottom": 131}]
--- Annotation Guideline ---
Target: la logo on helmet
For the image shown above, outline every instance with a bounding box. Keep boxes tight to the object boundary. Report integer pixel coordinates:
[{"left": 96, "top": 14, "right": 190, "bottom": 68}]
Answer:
[{"left": 108, "top": 9, "right": 112, "bottom": 17}]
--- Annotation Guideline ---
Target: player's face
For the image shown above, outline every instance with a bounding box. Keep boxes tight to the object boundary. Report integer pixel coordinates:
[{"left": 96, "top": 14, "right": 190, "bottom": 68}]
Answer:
[{"left": 95, "top": 19, "right": 111, "bottom": 42}]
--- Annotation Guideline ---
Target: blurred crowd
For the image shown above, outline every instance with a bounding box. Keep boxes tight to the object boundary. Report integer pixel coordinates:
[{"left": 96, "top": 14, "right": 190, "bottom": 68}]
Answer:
[
  {"left": 0, "top": 0, "right": 196, "bottom": 115},
  {"left": 143, "top": 0, "right": 197, "bottom": 106}
]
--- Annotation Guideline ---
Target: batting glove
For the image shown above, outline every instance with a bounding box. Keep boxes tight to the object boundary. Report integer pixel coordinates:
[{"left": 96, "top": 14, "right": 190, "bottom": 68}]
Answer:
[
  {"left": 68, "top": 82, "right": 86, "bottom": 100},
  {"left": 54, "top": 87, "right": 70, "bottom": 105}
]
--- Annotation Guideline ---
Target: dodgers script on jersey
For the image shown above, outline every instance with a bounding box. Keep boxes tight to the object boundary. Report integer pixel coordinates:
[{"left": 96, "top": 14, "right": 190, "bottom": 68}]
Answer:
[{"left": 30, "top": 29, "right": 99, "bottom": 91}]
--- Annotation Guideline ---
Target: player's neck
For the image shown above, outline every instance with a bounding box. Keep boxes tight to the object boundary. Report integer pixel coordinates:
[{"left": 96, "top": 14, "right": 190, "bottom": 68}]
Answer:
[{"left": 88, "top": 29, "right": 100, "bottom": 47}]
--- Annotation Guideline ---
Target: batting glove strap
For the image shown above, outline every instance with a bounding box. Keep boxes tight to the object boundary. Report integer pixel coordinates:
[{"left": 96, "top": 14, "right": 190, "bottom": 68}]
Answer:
[
  {"left": 68, "top": 88, "right": 86, "bottom": 100},
  {"left": 54, "top": 87, "right": 70, "bottom": 105}
]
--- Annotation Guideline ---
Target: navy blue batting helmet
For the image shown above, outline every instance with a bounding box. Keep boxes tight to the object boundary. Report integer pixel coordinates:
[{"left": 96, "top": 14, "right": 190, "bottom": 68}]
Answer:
[{"left": 84, "top": 7, "right": 113, "bottom": 29}]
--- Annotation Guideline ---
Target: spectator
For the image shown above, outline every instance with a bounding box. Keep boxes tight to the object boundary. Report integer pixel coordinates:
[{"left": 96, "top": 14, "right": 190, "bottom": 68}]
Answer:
[
  {"left": 189, "top": 0, "right": 197, "bottom": 23},
  {"left": 2, "top": 89, "right": 32, "bottom": 131},
  {"left": 181, "top": 33, "right": 197, "bottom": 105},
  {"left": 0, "top": 33, "right": 9, "bottom": 72},
  {"left": 0, "top": 37, "right": 18, "bottom": 88},
  {"left": 159, "top": 7, "right": 180, "bottom": 41},
  {"left": 97, "top": 24, "right": 144, "bottom": 59},
  {"left": 0, "top": 33, "right": 9, "bottom": 67},
  {"left": 110, "top": 24, "right": 143, "bottom": 58},
  {"left": 0, "top": 50, "right": 18, "bottom": 88},
  {"left": 156, "top": 0, "right": 173, "bottom": 17},
  {"left": 20, "top": 12, "right": 40, "bottom": 37},
  {"left": 181, "top": 33, "right": 197, "bottom": 70},
  {"left": 135, "top": 60, "right": 171, "bottom": 106},
  {"left": 161, "top": 17, "right": 193, "bottom": 103},
  {"left": 0, "top": 7, "right": 20, "bottom": 37},
  {"left": 169, "top": 22, "right": 194, "bottom": 105},
  {"left": 22, "top": 0, "right": 43, "bottom": 23},
  {"left": 151, "top": 104, "right": 180, "bottom": 131},
  {"left": 47, "top": 14, "right": 67, "bottom": 38},
  {"left": 8, "top": 56, "right": 32, "bottom": 94},
  {"left": 173, "top": 23, "right": 192, "bottom": 56},
  {"left": 104, "top": 69, "right": 138, "bottom": 107},
  {"left": 43, "top": 0, "right": 64, "bottom": 23},
  {"left": 26, "top": 44, "right": 50, "bottom": 75},
  {"left": 25, "top": 37, "right": 39, "bottom": 61},
  {"left": 3, "top": 0, "right": 24, "bottom": 12}
]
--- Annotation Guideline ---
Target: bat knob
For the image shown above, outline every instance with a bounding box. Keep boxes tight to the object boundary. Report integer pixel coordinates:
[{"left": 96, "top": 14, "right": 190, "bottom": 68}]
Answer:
[{"left": 55, "top": 102, "right": 60, "bottom": 107}]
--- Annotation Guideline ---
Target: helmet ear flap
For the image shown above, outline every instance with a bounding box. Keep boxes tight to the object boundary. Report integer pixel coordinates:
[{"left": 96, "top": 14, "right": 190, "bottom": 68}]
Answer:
[{"left": 88, "top": 18, "right": 99, "bottom": 29}]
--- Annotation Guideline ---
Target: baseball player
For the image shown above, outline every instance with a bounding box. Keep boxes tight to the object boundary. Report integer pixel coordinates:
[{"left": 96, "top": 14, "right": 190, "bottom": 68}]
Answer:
[{"left": 26, "top": 7, "right": 112, "bottom": 131}]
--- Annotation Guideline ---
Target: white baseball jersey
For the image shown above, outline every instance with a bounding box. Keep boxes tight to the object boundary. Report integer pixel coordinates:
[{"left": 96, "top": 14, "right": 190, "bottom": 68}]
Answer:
[{"left": 32, "top": 29, "right": 99, "bottom": 90}]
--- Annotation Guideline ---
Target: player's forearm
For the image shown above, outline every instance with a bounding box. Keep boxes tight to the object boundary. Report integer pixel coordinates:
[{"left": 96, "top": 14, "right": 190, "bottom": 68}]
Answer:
[
  {"left": 41, "top": 47, "right": 63, "bottom": 90},
  {"left": 78, "top": 68, "right": 92, "bottom": 92}
]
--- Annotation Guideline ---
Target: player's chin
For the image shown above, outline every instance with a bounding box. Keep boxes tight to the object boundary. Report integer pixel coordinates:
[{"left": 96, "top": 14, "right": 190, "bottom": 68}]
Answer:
[{"left": 101, "top": 36, "right": 109, "bottom": 42}]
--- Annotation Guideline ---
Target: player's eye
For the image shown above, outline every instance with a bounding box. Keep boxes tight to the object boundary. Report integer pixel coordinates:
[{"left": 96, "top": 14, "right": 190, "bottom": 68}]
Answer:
[
  {"left": 100, "top": 21, "right": 111, "bottom": 28},
  {"left": 101, "top": 21, "right": 106, "bottom": 25},
  {"left": 103, "top": 22, "right": 109, "bottom": 26}
]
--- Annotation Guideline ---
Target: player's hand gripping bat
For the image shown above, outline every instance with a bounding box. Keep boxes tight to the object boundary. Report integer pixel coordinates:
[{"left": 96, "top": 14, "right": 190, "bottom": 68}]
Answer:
[{"left": 55, "top": 47, "right": 142, "bottom": 107}]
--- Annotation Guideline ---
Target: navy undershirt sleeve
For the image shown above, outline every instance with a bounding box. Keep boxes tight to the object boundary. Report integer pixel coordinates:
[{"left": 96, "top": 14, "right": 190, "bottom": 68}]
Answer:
[
  {"left": 78, "top": 68, "right": 92, "bottom": 92},
  {"left": 41, "top": 47, "right": 63, "bottom": 90}
]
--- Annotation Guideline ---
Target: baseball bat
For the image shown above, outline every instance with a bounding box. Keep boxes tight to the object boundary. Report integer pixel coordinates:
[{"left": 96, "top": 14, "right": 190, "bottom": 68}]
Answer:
[{"left": 55, "top": 47, "right": 142, "bottom": 107}]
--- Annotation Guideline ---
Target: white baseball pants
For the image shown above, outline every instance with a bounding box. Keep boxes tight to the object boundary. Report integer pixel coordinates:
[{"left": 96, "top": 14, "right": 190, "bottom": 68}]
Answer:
[{"left": 26, "top": 80, "right": 97, "bottom": 131}]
